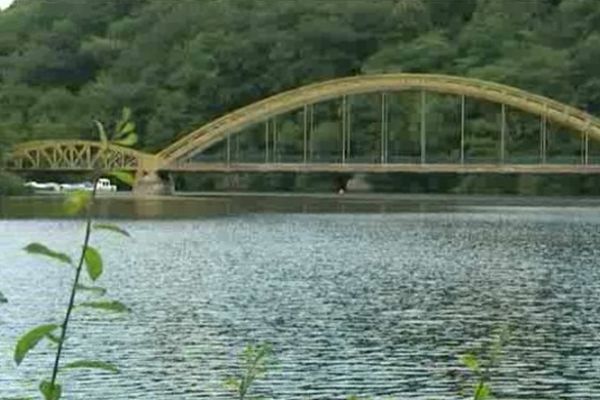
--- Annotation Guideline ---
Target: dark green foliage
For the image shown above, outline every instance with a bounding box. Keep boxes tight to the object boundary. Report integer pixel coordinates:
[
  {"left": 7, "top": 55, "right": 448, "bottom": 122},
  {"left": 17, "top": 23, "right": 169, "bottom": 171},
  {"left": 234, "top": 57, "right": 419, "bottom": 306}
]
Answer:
[
  {"left": 39, "top": 381, "right": 61, "bottom": 400},
  {"left": 83, "top": 246, "right": 103, "bottom": 281},
  {"left": 23, "top": 243, "right": 72, "bottom": 265},
  {"left": 2, "top": 0, "right": 600, "bottom": 194},
  {"left": 14, "top": 324, "right": 59, "bottom": 365},
  {"left": 0, "top": 172, "right": 30, "bottom": 196}
]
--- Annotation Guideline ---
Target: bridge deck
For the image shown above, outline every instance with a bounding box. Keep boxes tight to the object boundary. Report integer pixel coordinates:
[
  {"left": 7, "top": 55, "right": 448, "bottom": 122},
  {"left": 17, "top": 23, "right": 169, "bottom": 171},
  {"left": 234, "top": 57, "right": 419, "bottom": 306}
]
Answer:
[{"left": 167, "top": 163, "right": 600, "bottom": 174}]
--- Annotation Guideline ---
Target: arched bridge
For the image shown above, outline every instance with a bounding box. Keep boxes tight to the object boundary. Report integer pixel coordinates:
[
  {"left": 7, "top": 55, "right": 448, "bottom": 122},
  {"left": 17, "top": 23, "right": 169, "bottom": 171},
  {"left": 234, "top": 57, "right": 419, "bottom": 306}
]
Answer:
[
  {"left": 7, "top": 140, "right": 153, "bottom": 172},
  {"left": 6, "top": 73, "right": 600, "bottom": 179}
]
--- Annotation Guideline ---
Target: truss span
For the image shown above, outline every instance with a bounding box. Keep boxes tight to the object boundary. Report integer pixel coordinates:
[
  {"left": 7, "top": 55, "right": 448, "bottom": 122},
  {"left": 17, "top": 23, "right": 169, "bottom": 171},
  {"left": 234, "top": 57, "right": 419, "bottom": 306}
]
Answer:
[
  {"left": 6, "top": 140, "right": 152, "bottom": 172},
  {"left": 158, "top": 73, "right": 600, "bottom": 166},
  {"left": 169, "top": 162, "right": 600, "bottom": 174}
]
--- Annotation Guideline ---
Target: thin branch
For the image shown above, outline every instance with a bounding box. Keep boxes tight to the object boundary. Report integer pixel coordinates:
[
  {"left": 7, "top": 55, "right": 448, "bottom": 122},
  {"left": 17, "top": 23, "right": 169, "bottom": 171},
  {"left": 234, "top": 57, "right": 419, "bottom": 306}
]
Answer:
[{"left": 49, "top": 176, "right": 99, "bottom": 387}]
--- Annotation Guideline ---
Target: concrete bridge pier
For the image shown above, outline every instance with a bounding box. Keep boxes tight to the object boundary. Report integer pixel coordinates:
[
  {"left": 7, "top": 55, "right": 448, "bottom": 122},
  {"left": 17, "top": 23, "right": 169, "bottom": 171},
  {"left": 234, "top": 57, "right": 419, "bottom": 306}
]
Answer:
[
  {"left": 133, "top": 170, "right": 175, "bottom": 196},
  {"left": 132, "top": 170, "right": 172, "bottom": 196},
  {"left": 132, "top": 155, "right": 174, "bottom": 196}
]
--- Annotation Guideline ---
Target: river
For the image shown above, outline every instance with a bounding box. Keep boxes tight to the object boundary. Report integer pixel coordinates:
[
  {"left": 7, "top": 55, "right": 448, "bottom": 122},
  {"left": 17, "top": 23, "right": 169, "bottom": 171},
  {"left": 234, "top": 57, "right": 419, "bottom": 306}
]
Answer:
[{"left": 1, "top": 194, "right": 599, "bottom": 399}]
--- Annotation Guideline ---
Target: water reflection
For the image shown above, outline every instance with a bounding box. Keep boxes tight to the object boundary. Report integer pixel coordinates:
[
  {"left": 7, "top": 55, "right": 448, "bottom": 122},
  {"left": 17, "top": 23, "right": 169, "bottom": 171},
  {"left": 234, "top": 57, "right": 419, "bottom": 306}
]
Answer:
[{"left": 3, "top": 193, "right": 600, "bottom": 219}]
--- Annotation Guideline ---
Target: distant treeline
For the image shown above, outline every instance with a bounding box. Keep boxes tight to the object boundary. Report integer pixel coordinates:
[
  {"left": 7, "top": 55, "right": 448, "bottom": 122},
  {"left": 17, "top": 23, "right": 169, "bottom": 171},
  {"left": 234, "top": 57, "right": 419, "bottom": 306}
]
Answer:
[{"left": 1, "top": 0, "right": 600, "bottom": 194}]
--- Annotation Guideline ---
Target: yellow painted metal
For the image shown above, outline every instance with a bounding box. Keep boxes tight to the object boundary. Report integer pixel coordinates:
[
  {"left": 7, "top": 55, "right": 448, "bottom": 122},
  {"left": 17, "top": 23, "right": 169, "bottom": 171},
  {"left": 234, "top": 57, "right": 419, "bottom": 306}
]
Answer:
[
  {"left": 6, "top": 140, "right": 156, "bottom": 172},
  {"left": 157, "top": 73, "right": 600, "bottom": 166},
  {"left": 7, "top": 74, "right": 600, "bottom": 174},
  {"left": 169, "top": 162, "right": 600, "bottom": 174}
]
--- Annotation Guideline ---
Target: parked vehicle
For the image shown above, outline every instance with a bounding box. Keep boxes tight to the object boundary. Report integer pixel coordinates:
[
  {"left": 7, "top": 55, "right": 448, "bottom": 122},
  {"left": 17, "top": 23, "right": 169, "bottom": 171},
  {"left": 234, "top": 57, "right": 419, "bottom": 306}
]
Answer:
[{"left": 97, "top": 178, "right": 117, "bottom": 192}]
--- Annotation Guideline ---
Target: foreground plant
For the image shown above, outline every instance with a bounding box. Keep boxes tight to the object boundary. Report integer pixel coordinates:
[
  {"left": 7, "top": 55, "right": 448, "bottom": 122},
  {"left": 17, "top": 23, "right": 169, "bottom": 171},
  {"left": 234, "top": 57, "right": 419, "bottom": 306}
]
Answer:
[
  {"left": 225, "top": 343, "right": 273, "bottom": 400},
  {"left": 460, "top": 328, "right": 510, "bottom": 400},
  {"left": 13, "top": 109, "right": 137, "bottom": 400}
]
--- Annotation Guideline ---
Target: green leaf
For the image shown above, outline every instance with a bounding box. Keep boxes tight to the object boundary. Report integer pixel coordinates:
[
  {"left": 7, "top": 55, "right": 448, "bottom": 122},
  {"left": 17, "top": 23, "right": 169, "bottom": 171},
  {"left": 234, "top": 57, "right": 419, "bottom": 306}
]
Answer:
[
  {"left": 39, "top": 380, "right": 61, "bottom": 400},
  {"left": 117, "top": 121, "right": 135, "bottom": 137},
  {"left": 14, "top": 324, "right": 59, "bottom": 365},
  {"left": 24, "top": 243, "right": 72, "bottom": 265},
  {"left": 93, "top": 223, "right": 131, "bottom": 238},
  {"left": 94, "top": 120, "right": 108, "bottom": 146},
  {"left": 45, "top": 332, "right": 62, "bottom": 344},
  {"left": 64, "top": 190, "right": 92, "bottom": 215},
  {"left": 114, "top": 108, "right": 134, "bottom": 140},
  {"left": 75, "top": 284, "right": 107, "bottom": 296},
  {"left": 78, "top": 300, "right": 130, "bottom": 313},
  {"left": 108, "top": 170, "right": 135, "bottom": 187},
  {"left": 224, "top": 377, "right": 240, "bottom": 391},
  {"left": 121, "top": 107, "right": 132, "bottom": 125},
  {"left": 474, "top": 382, "right": 491, "bottom": 400},
  {"left": 113, "top": 132, "right": 137, "bottom": 147},
  {"left": 61, "top": 360, "right": 119, "bottom": 373},
  {"left": 461, "top": 353, "right": 480, "bottom": 372},
  {"left": 84, "top": 246, "right": 103, "bottom": 281}
]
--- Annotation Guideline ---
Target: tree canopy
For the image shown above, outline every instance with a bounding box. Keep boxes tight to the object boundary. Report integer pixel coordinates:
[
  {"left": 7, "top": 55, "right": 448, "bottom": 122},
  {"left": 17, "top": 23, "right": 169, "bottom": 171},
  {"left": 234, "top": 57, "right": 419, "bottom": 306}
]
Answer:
[{"left": 1, "top": 0, "right": 600, "bottom": 194}]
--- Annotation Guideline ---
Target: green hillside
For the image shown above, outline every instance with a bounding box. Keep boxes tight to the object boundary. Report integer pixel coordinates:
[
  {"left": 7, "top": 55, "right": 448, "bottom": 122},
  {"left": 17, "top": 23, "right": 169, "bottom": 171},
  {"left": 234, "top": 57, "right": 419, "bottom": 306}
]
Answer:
[{"left": 1, "top": 0, "right": 600, "bottom": 193}]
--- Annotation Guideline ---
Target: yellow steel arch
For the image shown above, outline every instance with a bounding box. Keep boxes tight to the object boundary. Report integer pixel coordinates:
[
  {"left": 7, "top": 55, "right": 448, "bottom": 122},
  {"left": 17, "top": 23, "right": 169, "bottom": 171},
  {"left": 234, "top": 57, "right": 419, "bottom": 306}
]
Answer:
[
  {"left": 7, "top": 140, "right": 155, "bottom": 171},
  {"left": 158, "top": 73, "right": 600, "bottom": 166}
]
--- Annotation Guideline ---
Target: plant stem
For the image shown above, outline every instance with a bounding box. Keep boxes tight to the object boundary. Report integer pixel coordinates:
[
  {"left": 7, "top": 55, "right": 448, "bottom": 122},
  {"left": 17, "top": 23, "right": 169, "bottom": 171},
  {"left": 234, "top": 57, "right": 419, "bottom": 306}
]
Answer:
[
  {"left": 49, "top": 177, "right": 99, "bottom": 387},
  {"left": 474, "top": 380, "right": 486, "bottom": 400}
]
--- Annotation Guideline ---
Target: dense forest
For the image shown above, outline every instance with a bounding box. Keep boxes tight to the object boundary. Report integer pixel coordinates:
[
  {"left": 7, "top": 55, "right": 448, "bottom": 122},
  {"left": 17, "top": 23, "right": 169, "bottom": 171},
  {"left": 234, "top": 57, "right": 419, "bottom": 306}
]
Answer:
[{"left": 1, "top": 0, "right": 600, "bottom": 194}]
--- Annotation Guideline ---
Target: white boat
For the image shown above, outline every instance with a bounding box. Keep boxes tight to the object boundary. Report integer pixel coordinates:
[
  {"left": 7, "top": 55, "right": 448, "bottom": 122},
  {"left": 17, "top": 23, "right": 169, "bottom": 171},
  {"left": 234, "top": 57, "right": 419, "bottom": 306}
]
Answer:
[
  {"left": 24, "top": 181, "right": 60, "bottom": 192},
  {"left": 60, "top": 182, "right": 94, "bottom": 192},
  {"left": 26, "top": 178, "right": 117, "bottom": 193},
  {"left": 61, "top": 179, "right": 117, "bottom": 192}
]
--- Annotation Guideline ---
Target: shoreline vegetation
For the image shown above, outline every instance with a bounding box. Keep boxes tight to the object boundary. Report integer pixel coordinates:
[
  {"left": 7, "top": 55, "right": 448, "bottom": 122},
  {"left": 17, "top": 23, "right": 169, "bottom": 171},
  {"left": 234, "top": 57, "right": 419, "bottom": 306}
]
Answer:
[
  {"left": 0, "top": 171, "right": 31, "bottom": 196},
  {"left": 7, "top": 171, "right": 600, "bottom": 198}
]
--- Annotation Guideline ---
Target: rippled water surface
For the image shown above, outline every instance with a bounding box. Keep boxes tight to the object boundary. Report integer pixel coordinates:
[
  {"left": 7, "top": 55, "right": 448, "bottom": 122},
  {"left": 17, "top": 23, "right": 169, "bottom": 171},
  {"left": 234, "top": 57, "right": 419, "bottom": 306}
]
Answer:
[{"left": 1, "top": 201, "right": 600, "bottom": 399}]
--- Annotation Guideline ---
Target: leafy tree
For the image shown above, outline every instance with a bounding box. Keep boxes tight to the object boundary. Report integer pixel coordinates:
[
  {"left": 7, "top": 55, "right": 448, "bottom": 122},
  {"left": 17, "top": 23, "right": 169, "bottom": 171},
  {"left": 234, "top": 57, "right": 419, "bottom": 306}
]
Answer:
[{"left": 1, "top": 0, "right": 600, "bottom": 194}]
